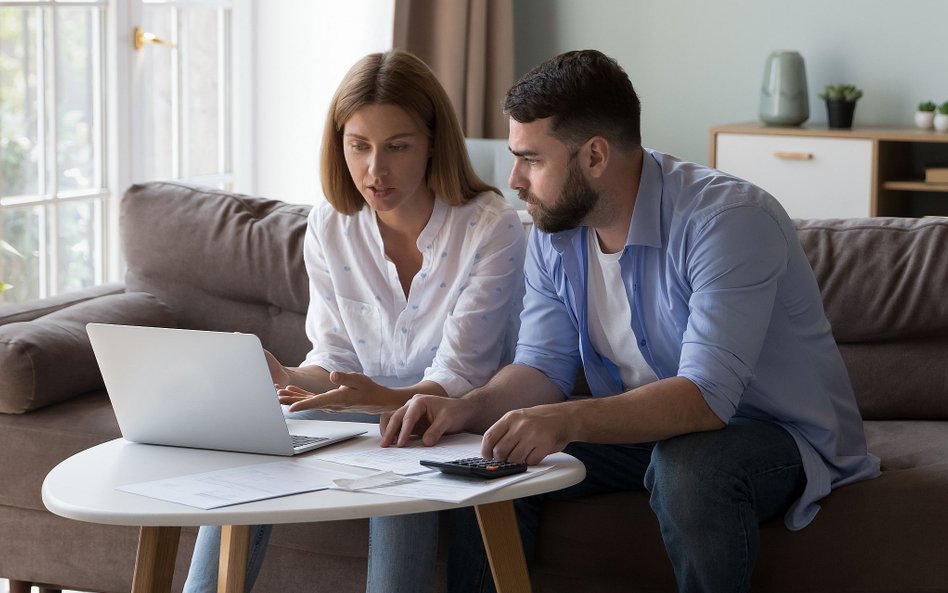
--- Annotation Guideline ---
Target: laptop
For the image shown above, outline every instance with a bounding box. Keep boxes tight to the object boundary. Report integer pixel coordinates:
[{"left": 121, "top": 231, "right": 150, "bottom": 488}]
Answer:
[{"left": 86, "top": 323, "right": 367, "bottom": 456}]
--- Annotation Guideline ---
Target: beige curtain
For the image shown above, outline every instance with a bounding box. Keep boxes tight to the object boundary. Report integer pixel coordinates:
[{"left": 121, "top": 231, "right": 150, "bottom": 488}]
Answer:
[{"left": 393, "top": 0, "right": 514, "bottom": 139}]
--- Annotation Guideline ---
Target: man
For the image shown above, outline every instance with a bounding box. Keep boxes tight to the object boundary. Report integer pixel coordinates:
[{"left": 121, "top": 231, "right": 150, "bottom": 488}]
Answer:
[{"left": 381, "top": 49, "right": 880, "bottom": 593}]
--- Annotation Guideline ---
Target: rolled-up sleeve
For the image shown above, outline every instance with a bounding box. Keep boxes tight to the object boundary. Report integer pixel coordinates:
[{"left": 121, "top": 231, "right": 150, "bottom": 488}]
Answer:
[{"left": 676, "top": 205, "right": 789, "bottom": 422}]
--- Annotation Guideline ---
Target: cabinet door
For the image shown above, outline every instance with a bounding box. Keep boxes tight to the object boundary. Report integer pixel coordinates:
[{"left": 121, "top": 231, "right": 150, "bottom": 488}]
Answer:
[{"left": 715, "top": 134, "right": 873, "bottom": 218}]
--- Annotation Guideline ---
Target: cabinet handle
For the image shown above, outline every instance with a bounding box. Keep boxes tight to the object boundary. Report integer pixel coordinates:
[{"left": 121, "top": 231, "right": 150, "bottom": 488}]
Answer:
[{"left": 773, "top": 151, "right": 813, "bottom": 160}]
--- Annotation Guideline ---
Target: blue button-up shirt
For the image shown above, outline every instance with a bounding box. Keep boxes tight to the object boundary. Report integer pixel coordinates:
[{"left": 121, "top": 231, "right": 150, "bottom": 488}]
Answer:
[{"left": 513, "top": 148, "right": 880, "bottom": 529}]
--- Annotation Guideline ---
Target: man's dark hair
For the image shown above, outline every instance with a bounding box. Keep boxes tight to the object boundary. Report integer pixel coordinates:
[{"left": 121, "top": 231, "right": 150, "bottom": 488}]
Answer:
[{"left": 504, "top": 49, "right": 641, "bottom": 151}]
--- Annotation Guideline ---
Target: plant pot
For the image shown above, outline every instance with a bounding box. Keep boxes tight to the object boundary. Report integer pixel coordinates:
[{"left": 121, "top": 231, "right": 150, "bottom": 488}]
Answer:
[
  {"left": 915, "top": 111, "right": 935, "bottom": 130},
  {"left": 825, "top": 100, "right": 857, "bottom": 129},
  {"left": 935, "top": 113, "right": 948, "bottom": 133}
]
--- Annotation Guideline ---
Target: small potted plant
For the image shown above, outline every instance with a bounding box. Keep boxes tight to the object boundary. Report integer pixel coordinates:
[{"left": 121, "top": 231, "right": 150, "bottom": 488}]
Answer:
[
  {"left": 818, "top": 84, "right": 863, "bottom": 129},
  {"left": 916, "top": 101, "right": 936, "bottom": 129},
  {"left": 935, "top": 102, "right": 948, "bottom": 133}
]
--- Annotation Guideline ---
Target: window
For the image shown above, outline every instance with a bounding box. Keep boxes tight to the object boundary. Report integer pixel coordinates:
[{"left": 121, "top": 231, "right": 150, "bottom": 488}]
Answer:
[
  {"left": 1, "top": 0, "right": 107, "bottom": 303},
  {"left": 133, "top": 0, "right": 237, "bottom": 187},
  {"left": 1, "top": 0, "right": 247, "bottom": 304}
]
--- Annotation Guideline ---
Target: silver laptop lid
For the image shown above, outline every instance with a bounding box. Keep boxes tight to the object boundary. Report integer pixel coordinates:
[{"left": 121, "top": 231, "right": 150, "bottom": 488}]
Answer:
[{"left": 86, "top": 323, "right": 360, "bottom": 456}]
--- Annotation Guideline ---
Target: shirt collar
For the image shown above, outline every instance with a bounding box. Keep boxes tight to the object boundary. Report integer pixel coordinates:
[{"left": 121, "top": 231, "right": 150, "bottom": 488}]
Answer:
[
  {"left": 628, "top": 148, "right": 664, "bottom": 250},
  {"left": 549, "top": 147, "right": 664, "bottom": 253},
  {"left": 363, "top": 195, "right": 447, "bottom": 253},
  {"left": 416, "top": 195, "right": 447, "bottom": 250}
]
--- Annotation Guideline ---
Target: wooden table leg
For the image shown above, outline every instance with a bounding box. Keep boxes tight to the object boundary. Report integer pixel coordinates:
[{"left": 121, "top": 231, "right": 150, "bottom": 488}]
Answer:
[
  {"left": 218, "top": 525, "right": 250, "bottom": 593},
  {"left": 132, "top": 526, "right": 181, "bottom": 593},
  {"left": 474, "top": 500, "right": 532, "bottom": 593}
]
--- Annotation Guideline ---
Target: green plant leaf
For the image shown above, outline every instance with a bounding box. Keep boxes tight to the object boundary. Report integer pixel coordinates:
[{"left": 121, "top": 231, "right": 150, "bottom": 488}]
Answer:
[{"left": 1, "top": 239, "right": 24, "bottom": 259}]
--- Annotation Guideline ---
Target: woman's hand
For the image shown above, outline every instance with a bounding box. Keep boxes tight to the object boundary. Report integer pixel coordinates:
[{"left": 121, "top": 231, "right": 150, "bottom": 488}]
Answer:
[
  {"left": 264, "top": 349, "right": 291, "bottom": 388},
  {"left": 278, "top": 371, "right": 401, "bottom": 414}
]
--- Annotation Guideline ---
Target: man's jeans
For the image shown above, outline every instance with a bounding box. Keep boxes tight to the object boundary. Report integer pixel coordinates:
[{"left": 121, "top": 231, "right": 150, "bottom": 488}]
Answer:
[{"left": 446, "top": 417, "right": 805, "bottom": 593}]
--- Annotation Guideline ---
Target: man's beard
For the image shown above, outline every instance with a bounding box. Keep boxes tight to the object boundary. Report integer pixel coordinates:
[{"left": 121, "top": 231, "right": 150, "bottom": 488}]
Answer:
[{"left": 519, "top": 157, "right": 600, "bottom": 233}]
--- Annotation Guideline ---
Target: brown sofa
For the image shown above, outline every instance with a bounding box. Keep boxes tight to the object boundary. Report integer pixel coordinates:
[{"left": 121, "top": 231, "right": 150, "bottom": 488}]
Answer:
[{"left": 2, "top": 181, "right": 947, "bottom": 593}]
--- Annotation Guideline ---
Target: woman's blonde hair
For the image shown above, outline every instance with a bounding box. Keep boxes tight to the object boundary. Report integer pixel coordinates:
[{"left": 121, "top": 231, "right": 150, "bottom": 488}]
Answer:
[{"left": 320, "top": 50, "right": 498, "bottom": 214}]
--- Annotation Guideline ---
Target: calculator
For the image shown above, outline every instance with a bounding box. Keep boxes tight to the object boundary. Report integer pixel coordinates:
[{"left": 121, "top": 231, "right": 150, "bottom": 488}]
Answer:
[{"left": 420, "top": 457, "right": 528, "bottom": 479}]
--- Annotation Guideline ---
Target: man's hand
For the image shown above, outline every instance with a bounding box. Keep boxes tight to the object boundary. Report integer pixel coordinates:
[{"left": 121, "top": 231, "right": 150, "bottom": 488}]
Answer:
[
  {"left": 280, "top": 371, "right": 398, "bottom": 414},
  {"left": 481, "top": 403, "right": 574, "bottom": 466},
  {"left": 380, "top": 395, "right": 475, "bottom": 448}
]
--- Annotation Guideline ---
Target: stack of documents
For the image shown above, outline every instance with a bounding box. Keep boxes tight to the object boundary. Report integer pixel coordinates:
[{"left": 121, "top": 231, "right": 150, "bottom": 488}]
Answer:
[{"left": 118, "top": 433, "right": 554, "bottom": 509}]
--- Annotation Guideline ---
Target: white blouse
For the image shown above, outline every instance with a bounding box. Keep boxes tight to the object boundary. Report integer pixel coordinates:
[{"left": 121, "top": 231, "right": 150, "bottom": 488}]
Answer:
[{"left": 302, "top": 192, "right": 526, "bottom": 397}]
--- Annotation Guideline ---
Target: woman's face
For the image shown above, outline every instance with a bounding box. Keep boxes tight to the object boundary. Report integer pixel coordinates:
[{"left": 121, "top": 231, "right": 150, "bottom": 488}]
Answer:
[{"left": 342, "top": 103, "right": 432, "bottom": 218}]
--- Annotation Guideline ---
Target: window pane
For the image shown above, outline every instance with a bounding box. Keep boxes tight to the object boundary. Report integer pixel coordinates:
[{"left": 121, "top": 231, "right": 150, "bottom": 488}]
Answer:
[
  {"left": 56, "top": 198, "right": 97, "bottom": 292},
  {"left": 55, "top": 7, "right": 101, "bottom": 192},
  {"left": 0, "top": 205, "right": 41, "bottom": 304},
  {"left": 0, "top": 8, "right": 40, "bottom": 196},
  {"left": 181, "top": 7, "right": 223, "bottom": 177},
  {"left": 140, "top": 5, "right": 174, "bottom": 181}
]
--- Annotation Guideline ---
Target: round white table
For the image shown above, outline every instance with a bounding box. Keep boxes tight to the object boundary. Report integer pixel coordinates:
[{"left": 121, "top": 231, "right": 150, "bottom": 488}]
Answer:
[{"left": 42, "top": 422, "right": 585, "bottom": 593}]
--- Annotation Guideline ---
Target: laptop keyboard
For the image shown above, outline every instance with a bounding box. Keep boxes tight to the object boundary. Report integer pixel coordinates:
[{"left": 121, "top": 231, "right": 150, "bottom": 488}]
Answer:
[{"left": 290, "top": 434, "right": 330, "bottom": 449}]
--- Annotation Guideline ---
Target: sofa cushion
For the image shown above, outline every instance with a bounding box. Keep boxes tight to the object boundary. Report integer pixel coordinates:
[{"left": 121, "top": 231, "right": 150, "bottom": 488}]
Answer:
[
  {"left": 0, "top": 291, "right": 175, "bottom": 413},
  {"left": 795, "top": 217, "right": 948, "bottom": 420},
  {"left": 840, "top": 337, "right": 948, "bottom": 420},
  {"left": 795, "top": 217, "right": 948, "bottom": 343},
  {"left": 121, "top": 181, "right": 313, "bottom": 365}
]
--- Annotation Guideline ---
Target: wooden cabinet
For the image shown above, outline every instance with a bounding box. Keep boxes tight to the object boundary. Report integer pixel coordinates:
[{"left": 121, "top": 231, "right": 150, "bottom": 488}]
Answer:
[{"left": 710, "top": 123, "right": 948, "bottom": 218}]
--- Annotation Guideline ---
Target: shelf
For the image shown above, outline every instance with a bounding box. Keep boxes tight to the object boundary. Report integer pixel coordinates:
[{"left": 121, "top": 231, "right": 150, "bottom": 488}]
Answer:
[
  {"left": 711, "top": 123, "right": 948, "bottom": 217},
  {"left": 883, "top": 181, "right": 948, "bottom": 192}
]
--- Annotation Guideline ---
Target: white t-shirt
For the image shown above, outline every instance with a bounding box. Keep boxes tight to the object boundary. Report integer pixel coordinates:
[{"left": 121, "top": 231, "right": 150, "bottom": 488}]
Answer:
[
  {"left": 302, "top": 192, "right": 526, "bottom": 397},
  {"left": 586, "top": 229, "right": 657, "bottom": 391}
]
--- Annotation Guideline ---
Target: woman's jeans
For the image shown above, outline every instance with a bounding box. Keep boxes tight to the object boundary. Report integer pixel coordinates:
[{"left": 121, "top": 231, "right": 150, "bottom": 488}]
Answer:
[
  {"left": 183, "top": 514, "right": 438, "bottom": 593},
  {"left": 183, "top": 409, "right": 440, "bottom": 593},
  {"left": 445, "top": 417, "right": 806, "bottom": 593}
]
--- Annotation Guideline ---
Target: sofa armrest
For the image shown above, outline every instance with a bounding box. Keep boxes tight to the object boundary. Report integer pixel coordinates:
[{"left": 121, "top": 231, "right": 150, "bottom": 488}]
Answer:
[
  {"left": 0, "top": 282, "right": 126, "bottom": 325},
  {"left": 0, "top": 289, "right": 176, "bottom": 414}
]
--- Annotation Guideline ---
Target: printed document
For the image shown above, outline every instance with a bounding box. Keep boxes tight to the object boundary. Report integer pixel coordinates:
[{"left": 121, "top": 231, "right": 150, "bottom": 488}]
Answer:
[
  {"left": 317, "top": 432, "right": 487, "bottom": 475},
  {"left": 331, "top": 462, "right": 557, "bottom": 503},
  {"left": 118, "top": 458, "right": 362, "bottom": 509}
]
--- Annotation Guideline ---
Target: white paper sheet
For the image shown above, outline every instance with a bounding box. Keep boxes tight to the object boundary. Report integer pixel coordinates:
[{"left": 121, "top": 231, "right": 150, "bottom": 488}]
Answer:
[
  {"left": 317, "top": 432, "right": 487, "bottom": 475},
  {"left": 330, "top": 462, "right": 556, "bottom": 503},
  {"left": 117, "top": 459, "right": 363, "bottom": 509}
]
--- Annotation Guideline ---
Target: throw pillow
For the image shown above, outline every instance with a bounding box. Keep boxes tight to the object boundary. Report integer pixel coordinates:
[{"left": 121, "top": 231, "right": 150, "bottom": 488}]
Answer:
[{"left": 0, "top": 291, "right": 175, "bottom": 414}]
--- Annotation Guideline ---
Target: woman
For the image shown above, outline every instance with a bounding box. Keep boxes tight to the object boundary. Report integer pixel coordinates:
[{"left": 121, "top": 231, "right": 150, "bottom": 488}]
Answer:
[{"left": 183, "top": 50, "right": 525, "bottom": 593}]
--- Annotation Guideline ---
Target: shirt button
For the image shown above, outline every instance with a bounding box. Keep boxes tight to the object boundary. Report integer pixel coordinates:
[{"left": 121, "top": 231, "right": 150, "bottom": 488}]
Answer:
[{"left": 639, "top": 339, "right": 647, "bottom": 347}]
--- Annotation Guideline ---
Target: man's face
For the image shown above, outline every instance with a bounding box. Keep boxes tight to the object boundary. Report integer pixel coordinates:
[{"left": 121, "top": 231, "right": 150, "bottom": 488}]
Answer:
[{"left": 507, "top": 118, "right": 599, "bottom": 233}]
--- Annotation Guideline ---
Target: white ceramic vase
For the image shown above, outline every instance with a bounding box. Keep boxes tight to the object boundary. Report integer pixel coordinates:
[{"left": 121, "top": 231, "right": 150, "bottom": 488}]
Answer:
[
  {"left": 935, "top": 114, "right": 948, "bottom": 133},
  {"left": 758, "top": 50, "right": 809, "bottom": 126},
  {"left": 915, "top": 111, "right": 935, "bottom": 130}
]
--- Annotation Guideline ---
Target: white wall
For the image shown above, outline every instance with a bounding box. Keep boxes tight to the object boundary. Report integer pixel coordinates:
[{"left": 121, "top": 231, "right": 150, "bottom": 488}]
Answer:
[
  {"left": 252, "top": 1, "right": 393, "bottom": 204},
  {"left": 514, "top": 0, "right": 948, "bottom": 166}
]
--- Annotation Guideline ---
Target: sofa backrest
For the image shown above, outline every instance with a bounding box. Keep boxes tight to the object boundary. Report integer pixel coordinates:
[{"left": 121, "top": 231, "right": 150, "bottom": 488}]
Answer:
[
  {"left": 121, "top": 183, "right": 948, "bottom": 420},
  {"left": 122, "top": 182, "right": 314, "bottom": 366},
  {"left": 795, "top": 217, "right": 948, "bottom": 420},
  {"left": 465, "top": 138, "right": 520, "bottom": 208}
]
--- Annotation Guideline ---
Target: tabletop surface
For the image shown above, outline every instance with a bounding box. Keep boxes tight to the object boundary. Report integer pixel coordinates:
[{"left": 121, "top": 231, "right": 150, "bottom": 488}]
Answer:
[{"left": 42, "top": 421, "right": 586, "bottom": 527}]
